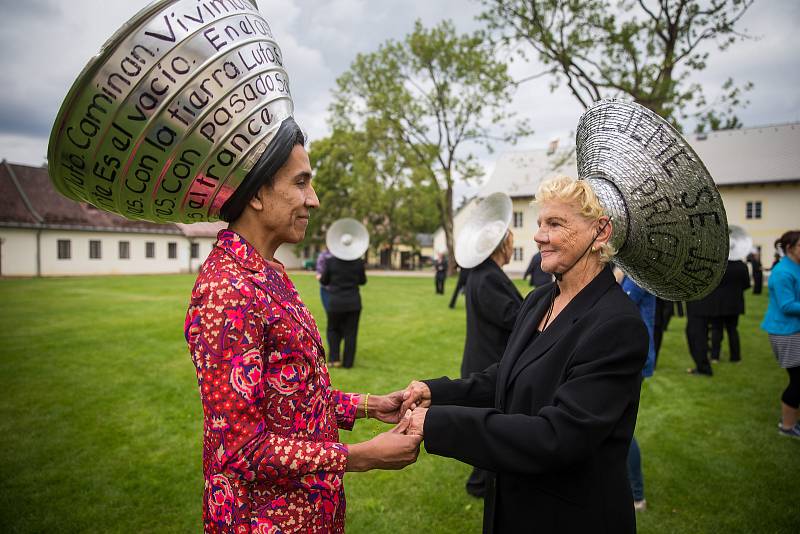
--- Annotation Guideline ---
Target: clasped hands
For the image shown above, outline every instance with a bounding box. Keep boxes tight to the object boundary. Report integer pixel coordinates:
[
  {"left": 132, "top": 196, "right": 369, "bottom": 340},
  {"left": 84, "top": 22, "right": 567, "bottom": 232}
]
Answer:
[{"left": 345, "top": 381, "right": 431, "bottom": 472}]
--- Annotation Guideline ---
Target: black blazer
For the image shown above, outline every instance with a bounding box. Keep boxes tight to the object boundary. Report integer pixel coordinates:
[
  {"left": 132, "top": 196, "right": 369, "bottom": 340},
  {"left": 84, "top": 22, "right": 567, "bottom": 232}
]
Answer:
[
  {"left": 713, "top": 260, "right": 751, "bottom": 316},
  {"left": 319, "top": 257, "right": 366, "bottom": 312},
  {"left": 423, "top": 266, "right": 647, "bottom": 534},
  {"left": 462, "top": 259, "right": 522, "bottom": 378}
]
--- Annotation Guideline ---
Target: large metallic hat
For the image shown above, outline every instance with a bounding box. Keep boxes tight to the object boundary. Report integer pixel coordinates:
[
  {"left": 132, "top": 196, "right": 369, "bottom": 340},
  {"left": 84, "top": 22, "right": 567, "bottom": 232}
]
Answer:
[
  {"left": 728, "top": 225, "right": 752, "bottom": 261},
  {"left": 47, "top": 0, "right": 293, "bottom": 223},
  {"left": 455, "top": 192, "right": 512, "bottom": 269},
  {"left": 576, "top": 99, "right": 728, "bottom": 301},
  {"left": 326, "top": 218, "right": 369, "bottom": 261}
]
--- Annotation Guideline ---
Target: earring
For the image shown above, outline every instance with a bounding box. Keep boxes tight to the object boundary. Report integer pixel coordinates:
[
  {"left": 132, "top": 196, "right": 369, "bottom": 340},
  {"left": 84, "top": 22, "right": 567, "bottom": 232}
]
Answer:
[{"left": 591, "top": 246, "right": 597, "bottom": 253}]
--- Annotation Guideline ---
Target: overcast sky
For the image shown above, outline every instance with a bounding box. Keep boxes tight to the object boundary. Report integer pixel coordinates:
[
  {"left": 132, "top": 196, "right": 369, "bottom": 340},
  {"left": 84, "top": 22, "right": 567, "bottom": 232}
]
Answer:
[{"left": 1, "top": 0, "right": 798, "bottom": 202}]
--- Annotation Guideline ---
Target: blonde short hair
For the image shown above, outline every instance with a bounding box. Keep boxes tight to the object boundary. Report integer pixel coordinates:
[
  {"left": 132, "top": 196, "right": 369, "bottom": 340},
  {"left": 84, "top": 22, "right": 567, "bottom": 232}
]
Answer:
[{"left": 534, "top": 175, "right": 617, "bottom": 263}]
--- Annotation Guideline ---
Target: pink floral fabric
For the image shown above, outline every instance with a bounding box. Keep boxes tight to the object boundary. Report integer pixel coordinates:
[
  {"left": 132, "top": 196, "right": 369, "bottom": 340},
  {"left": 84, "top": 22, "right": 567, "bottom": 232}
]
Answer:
[{"left": 186, "top": 229, "right": 361, "bottom": 533}]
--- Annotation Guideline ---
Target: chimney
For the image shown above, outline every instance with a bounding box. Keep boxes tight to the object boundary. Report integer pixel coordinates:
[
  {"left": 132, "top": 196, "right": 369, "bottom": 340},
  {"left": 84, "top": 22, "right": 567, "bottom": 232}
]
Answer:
[{"left": 547, "top": 137, "right": 559, "bottom": 155}]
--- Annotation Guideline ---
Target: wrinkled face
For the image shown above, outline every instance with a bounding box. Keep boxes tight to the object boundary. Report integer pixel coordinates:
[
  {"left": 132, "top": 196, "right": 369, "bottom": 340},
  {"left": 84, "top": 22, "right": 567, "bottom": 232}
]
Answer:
[
  {"left": 534, "top": 200, "right": 597, "bottom": 274},
  {"left": 253, "top": 145, "right": 318, "bottom": 245}
]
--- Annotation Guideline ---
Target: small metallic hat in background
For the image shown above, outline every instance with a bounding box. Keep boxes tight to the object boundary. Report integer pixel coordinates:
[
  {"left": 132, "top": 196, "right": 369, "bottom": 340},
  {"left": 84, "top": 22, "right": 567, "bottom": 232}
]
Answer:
[
  {"left": 455, "top": 192, "right": 513, "bottom": 269},
  {"left": 326, "top": 218, "right": 369, "bottom": 261},
  {"left": 728, "top": 225, "right": 753, "bottom": 262},
  {"left": 576, "top": 99, "right": 728, "bottom": 301},
  {"left": 48, "top": 0, "right": 293, "bottom": 223}
]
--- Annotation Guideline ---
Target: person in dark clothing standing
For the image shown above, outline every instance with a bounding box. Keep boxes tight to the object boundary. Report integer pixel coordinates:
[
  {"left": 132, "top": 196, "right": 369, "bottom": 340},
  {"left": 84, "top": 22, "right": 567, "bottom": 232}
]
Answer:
[
  {"left": 686, "top": 292, "right": 716, "bottom": 376},
  {"left": 321, "top": 257, "right": 367, "bottom": 368},
  {"left": 449, "top": 266, "right": 471, "bottom": 309},
  {"left": 461, "top": 230, "right": 522, "bottom": 497},
  {"left": 709, "top": 259, "right": 751, "bottom": 362},
  {"left": 747, "top": 251, "right": 763, "bottom": 295},
  {"left": 434, "top": 253, "right": 448, "bottom": 294},
  {"left": 522, "top": 251, "right": 554, "bottom": 287}
]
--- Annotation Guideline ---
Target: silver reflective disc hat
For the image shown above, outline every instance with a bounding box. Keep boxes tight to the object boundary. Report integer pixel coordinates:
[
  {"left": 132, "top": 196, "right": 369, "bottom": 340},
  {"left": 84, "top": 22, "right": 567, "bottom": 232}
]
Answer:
[
  {"left": 576, "top": 99, "right": 729, "bottom": 301},
  {"left": 728, "top": 225, "right": 752, "bottom": 262},
  {"left": 47, "top": 0, "right": 293, "bottom": 223},
  {"left": 455, "top": 192, "right": 513, "bottom": 269},
  {"left": 326, "top": 218, "right": 369, "bottom": 261}
]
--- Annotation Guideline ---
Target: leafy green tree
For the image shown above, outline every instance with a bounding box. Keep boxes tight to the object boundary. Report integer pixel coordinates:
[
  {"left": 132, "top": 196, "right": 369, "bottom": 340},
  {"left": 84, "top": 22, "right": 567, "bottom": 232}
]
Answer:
[
  {"left": 331, "top": 20, "right": 531, "bottom": 274},
  {"left": 307, "top": 126, "right": 439, "bottom": 265},
  {"left": 480, "top": 0, "right": 754, "bottom": 131}
]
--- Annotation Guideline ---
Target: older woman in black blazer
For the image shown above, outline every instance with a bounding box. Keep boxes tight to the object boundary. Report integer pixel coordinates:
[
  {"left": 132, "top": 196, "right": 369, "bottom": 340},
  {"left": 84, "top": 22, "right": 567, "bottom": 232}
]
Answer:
[{"left": 399, "top": 176, "right": 648, "bottom": 533}]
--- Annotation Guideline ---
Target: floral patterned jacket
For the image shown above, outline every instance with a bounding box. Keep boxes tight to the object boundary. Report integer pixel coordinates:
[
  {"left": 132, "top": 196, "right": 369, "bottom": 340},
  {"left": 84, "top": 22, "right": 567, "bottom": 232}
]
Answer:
[{"left": 185, "top": 229, "right": 361, "bottom": 533}]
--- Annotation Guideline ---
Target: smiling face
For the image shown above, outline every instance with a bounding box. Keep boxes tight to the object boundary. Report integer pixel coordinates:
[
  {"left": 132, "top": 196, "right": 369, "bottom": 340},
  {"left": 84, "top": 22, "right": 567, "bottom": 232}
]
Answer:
[
  {"left": 534, "top": 200, "right": 600, "bottom": 274},
  {"left": 251, "top": 144, "right": 318, "bottom": 246}
]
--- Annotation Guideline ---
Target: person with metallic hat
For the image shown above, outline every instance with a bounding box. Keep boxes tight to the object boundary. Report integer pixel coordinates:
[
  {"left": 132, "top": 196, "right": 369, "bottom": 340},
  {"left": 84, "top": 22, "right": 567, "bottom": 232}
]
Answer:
[
  {"left": 186, "top": 122, "right": 421, "bottom": 532},
  {"left": 376, "top": 99, "right": 730, "bottom": 534},
  {"left": 454, "top": 196, "right": 522, "bottom": 498},
  {"left": 397, "top": 175, "right": 647, "bottom": 533}
]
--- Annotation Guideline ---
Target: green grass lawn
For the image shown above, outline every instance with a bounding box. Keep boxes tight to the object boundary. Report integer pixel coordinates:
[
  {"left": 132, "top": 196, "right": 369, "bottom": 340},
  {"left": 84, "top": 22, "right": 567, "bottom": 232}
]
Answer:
[{"left": 0, "top": 273, "right": 798, "bottom": 533}]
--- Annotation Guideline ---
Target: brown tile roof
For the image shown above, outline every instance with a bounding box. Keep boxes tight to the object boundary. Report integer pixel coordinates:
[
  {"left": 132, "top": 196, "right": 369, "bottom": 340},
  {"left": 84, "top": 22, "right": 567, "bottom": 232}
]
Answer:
[{"left": 0, "top": 160, "right": 180, "bottom": 234}]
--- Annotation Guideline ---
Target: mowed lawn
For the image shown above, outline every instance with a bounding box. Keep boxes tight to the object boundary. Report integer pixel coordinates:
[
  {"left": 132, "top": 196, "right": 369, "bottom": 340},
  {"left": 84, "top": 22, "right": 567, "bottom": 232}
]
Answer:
[{"left": 0, "top": 272, "right": 798, "bottom": 533}]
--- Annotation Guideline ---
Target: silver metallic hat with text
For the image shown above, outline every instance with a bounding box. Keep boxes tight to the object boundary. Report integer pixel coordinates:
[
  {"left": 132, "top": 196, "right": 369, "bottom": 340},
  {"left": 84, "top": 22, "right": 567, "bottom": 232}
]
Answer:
[
  {"left": 455, "top": 192, "right": 513, "bottom": 269},
  {"left": 48, "top": 0, "right": 294, "bottom": 223},
  {"left": 576, "top": 99, "right": 728, "bottom": 301}
]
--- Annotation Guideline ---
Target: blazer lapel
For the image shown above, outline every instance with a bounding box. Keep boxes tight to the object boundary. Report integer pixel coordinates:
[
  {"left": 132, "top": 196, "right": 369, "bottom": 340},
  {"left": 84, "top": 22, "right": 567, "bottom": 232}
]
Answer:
[
  {"left": 497, "top": 285, "right": 556, "bottom": 404},
  {"left": 504, "top": 266, "right": 617, "bottom": 392}
]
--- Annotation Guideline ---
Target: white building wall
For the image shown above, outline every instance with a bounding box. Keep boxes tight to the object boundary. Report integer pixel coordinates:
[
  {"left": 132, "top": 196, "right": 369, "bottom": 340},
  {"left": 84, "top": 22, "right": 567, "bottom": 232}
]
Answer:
[
  {"left": 0, "top": 228, "right": 39, "bottom": 276},
  {"left": 507, "top": 197, "right": 539, "bottom": 275},
  {"left": 39, "top": 231, "right": 186, "bottom": 276}
]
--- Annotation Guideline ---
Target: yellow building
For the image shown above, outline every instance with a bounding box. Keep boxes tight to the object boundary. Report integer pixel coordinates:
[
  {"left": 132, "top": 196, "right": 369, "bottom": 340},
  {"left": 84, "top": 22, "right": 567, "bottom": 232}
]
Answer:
[{"left": 691, "top": 123, "right": 800, "bottom": 265}]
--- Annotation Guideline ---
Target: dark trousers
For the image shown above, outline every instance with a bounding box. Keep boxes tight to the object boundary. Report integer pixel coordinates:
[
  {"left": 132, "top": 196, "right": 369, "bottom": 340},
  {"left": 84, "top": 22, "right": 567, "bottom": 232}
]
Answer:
[
  {"left": 686, "top": 314, "right": 713, "bottom": 375},
  {"left": 783, "top": 366, "right": 800, "bottom": 409},
  {"left": 328, "top": 310, "right": 361, "bottom": 368},
  {"left": 435, "top": 274, "right": 446, "bottom": 294},
  {"left": 709, "top": 315, "right": 741, "bottom": 361}
]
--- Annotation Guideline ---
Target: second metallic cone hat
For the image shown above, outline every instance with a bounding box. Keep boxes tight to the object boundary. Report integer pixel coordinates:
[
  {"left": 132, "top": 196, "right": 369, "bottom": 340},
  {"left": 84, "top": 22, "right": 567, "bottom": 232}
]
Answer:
[
  {"left": 455, "top": 192, "right": 513, "bottom": 269},
  {"left": 576, "top": 99, "right": 729, "bottom": 301},
  {"left": 326, "top": 218, "right": 369, "bottom": 261},
  {"left": 47, "top": 0, "right": 294, "bottom": 223}
]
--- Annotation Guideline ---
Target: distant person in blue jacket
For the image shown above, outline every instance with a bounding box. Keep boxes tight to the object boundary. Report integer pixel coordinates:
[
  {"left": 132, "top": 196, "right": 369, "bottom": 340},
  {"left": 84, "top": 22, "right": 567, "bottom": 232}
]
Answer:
[
  {"left": 618, "top": 271, "right": 656, "bottom": 511},
  {"left": 761, "top": 231, "right": 800, "bottom": 439}
]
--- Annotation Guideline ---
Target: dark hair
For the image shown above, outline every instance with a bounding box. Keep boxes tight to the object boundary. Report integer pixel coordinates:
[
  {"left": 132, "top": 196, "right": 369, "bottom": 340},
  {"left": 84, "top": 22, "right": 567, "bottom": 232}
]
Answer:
[
  {"left": 775, "top": 230, "right": 800, "bottom": 254},
  {"left": 219, "top": 117, "right": 305, "bottom": 222}
]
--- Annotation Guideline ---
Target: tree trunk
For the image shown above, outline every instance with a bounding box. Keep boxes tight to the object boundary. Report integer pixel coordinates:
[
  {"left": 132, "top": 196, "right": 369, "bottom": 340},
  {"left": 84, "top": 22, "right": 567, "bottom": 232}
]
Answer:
[{"left": 443, "top": 182, "right": 457, "bottom": 276}]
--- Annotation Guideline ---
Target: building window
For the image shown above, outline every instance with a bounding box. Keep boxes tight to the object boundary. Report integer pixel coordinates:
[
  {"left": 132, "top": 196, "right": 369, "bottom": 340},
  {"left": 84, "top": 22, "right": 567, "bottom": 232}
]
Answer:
[
  {"left": 168, "top": 242, "right": 177, "bottom": 259},
  {"left": 513, "top": 211, "right": 523, "bottom": 228},
  {"left": 119, "top": 241, "right": 130, "bottom": 259},
  {"left": 145, "top": 242, "right": 155, "bottom": 258},
  {"left": 57, "top": 240, "right": 71, "bottom": 260},
  {"left": 190, "top": 242, "right": 199, "bottom": 259},
  {"left": 746, "top": 200, "right": 762, "bottom": 219},
  {"left": 513, "top": 247, "right": 524, "bottom": 262},
  {"left": 89, "top": 240, "right": 102, "bottom": 259}
]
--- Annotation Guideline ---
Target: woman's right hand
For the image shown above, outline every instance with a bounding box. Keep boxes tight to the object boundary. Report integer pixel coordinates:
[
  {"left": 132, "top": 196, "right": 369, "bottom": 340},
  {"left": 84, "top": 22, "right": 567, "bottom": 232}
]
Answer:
[
  {"left": 400, "top": 380, "right": 431, "bottom": 414},
  {"left": 346, "top": 410, "right": 423, "bottom": 472}
]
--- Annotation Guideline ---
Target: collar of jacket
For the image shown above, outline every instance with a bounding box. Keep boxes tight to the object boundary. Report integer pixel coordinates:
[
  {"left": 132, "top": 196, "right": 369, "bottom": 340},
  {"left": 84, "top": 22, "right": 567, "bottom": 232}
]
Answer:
[
  {"left": 214, "top": 229, "right": 323, "bottom": 349},
  {"left": 498, "top": 264, "right": 617, "bottom": 398}
]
